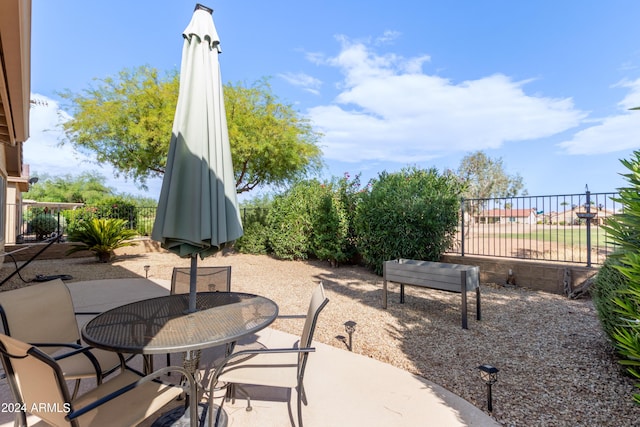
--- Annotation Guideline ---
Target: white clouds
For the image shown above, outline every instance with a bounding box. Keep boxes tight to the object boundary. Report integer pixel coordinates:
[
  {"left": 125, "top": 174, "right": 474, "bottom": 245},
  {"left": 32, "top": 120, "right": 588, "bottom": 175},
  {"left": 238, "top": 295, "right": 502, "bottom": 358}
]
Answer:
[
  {"left": 557, "top": 79, "right": 640, "bottom": 155},
  {"left": 300, "top": 36, "right": 585, "bottom": 163},
  {"left": 278, "top": 72, "right": 322, "bottom": 95},
  {"left": 375, "top": 30, "right": 401, "bottom": 45},
  {"left": 400, "top": 55, "right": 431, "bottom": 74},
  {"left": 557, "top": 114, "right": 640, "bottom": 154},
  {"left": 328, "top": 36, "right": 399, "bottom": 86},
  {"left": 616, "top": 78, "right": 640, "bottom": 110},
  {"left": 25, "top": 95, "right": 95, "bottom": 177}
]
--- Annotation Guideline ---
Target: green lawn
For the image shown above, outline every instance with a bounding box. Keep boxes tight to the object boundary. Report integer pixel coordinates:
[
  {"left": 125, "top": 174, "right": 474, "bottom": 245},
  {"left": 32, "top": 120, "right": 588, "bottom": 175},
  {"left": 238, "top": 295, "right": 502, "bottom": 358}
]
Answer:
[{"left": 495, "top": 226, "right": 612, "bottom": 247}]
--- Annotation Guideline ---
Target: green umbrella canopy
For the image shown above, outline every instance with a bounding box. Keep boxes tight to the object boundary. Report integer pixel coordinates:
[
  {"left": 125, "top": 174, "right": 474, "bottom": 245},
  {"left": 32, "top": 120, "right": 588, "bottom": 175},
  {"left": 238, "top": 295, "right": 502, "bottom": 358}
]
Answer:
[{"left": 152, "top": 4, "right": 243, "bottom": 261}]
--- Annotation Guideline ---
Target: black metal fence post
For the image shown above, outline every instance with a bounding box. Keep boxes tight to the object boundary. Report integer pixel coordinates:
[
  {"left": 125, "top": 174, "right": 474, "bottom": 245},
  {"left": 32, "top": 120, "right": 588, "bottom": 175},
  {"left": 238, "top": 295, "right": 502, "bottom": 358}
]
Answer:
[
  {"left": 585, "top": 188, "right": 592, "bottom": 268},
  {"left": 460, "top": 198, "right": 465, "bottom": 257}
]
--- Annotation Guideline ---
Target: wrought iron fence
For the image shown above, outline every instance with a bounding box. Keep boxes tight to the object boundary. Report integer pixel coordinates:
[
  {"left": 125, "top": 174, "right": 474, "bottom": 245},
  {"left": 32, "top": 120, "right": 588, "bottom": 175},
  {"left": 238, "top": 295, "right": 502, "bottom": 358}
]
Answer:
[
  {"left": 12, "top": 203, "right": 255, "bottom": 244},
  {"left": 10, "top": 189, "right": 621, "bottom": 266},
  {"left": 11, "top": 204, "right": 157, "bottom": 244},
  {"left": 451, "top": 190, "right": 621, "bottom": 266}
]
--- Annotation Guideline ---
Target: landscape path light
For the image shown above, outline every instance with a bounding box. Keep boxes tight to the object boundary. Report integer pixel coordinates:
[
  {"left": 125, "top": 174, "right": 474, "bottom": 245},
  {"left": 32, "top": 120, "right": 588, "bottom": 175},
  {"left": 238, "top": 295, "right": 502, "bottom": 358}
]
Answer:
[
  {"left": 477, "top": 364, "right": 499, "bottom": 413},
  {"left": 344, "top": 320, "right": 357, "bottom": 352}
]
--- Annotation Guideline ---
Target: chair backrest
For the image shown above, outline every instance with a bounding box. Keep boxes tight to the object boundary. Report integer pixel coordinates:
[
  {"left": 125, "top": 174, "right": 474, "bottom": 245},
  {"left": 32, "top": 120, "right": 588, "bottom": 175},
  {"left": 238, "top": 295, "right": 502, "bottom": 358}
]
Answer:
[
  {"left": 0, "top": 279, "right": 80, "bottom": 355},
  {"left": 298, "top": 283, "right": 329, "bottom": 377},
  {"left": 170, "top": 266, "right": 232, "bottom": 294},
  {"left": 0, "top": 333, "right": 75, "bottom": 426}
]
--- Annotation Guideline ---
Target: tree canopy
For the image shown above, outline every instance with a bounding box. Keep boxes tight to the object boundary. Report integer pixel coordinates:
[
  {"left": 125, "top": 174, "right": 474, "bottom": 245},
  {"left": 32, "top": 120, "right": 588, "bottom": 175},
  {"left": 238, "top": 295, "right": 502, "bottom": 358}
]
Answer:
[
  {"left": 23, "top": 171, "right": 156, "bottom": 206},
  {"left": 456, "top": 151, "right": 526, "bottom": 199},
  {"left": 58, "top": 67, "right": 178, "bottom": 187},
  {"left": 226, "top": 79, "right": 322, "bottom": 193},
  {"left": 24, "top": 171, "right": 115, "bottom": 204},
  {"left": 58, "top": 66, "right": 323, "bottom": 193}
]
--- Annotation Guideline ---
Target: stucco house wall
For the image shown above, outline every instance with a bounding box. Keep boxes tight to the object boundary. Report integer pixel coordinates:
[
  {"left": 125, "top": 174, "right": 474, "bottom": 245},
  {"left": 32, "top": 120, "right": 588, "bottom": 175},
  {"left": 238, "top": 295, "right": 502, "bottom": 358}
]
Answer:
[{"left": 0, "top": 0, "right": 33, "bottom": 252}]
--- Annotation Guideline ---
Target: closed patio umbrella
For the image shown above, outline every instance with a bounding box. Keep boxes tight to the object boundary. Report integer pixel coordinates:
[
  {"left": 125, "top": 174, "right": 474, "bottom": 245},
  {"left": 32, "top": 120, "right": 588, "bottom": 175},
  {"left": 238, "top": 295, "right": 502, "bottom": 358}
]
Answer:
[{"left": 152, "top": 3, "right": 242, "bottom": 313}]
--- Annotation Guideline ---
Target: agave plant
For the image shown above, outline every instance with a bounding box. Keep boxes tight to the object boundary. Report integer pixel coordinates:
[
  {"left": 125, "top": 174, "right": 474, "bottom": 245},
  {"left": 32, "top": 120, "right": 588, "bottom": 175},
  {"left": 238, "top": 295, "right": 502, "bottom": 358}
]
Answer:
[{"left": 66, "top": 218, "right": 138, "bottom": 262}]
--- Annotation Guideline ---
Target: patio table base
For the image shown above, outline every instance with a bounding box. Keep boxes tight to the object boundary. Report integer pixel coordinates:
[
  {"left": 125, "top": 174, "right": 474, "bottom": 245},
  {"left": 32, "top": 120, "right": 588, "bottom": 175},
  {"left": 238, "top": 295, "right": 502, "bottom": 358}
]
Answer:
[
  {"left": 152, "top": 402, "right": 227, "bottom": 427},
  {"left": 182, "top": 349, "right": 202, "bottom": 377}
]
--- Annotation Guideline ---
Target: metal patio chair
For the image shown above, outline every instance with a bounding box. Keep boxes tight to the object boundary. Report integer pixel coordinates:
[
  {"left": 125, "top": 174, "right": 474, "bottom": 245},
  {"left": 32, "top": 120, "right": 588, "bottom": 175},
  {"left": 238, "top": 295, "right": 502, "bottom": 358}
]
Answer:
[
  {"left": 170, "top": 266, "right": 232, "bottom": 295},
  {"left": 0, "top": 279, "right": 126, "bottom": 399},
  {"left": 208, "top": 283, "right": 329, "bottom": 427},
  {"left": 0, "top": 333, "right": 197, "bottom": 427},
  {"left": 167, "top": 266, "right": 232, "bottom": 369}
]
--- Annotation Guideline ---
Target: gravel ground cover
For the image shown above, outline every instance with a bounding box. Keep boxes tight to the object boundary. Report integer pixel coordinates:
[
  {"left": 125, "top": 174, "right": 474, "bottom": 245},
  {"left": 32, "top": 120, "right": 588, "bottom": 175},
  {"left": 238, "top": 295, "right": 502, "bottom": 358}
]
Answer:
[{"left": 1, "top": 250, "right": 639, "bottom": 426}]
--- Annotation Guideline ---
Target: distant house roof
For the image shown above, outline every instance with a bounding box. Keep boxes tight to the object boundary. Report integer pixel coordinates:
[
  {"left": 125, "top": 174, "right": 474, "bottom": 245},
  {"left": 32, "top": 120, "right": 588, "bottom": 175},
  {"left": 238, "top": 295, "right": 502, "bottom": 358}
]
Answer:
[
  {"left": 481, "top": 208, "right": 536, "bottom": 218},
  {"left": 22, "top": 200, "right": 84, "bottom": 209}
]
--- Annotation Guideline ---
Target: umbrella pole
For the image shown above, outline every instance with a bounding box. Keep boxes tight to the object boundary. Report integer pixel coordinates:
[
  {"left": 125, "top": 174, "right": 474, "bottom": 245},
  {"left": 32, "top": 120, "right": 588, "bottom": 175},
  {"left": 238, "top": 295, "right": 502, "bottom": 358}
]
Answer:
[{"left": 189, "top": 254, "right": 198, "bottom": 313}]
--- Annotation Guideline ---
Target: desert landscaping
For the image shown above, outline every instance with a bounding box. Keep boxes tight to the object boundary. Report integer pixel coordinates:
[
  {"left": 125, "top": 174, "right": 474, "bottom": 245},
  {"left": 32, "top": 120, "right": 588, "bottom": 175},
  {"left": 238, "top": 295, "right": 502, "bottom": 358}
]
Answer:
[{"left": 1, "top": 247, "right": 638, "bottom": 426}]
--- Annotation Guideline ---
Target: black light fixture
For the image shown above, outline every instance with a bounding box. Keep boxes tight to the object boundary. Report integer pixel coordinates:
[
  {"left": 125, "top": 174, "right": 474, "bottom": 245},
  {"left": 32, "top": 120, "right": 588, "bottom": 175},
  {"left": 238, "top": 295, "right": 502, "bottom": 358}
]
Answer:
[
  {"left": 144, "top": 265, "right": 150, "bottom": 278},
  {"left": 477, "top": 364, "right": 499, "bottom": 412},
  {"left": 344, "top": 320, "right": 357, "bottom": 352}
]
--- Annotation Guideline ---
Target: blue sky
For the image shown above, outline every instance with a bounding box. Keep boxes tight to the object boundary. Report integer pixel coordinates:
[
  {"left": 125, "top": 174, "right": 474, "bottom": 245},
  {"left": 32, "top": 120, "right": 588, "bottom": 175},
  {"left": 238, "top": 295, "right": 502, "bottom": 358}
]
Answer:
[{"left": 27, "top": 0, "right": 640, "bottom": 200}]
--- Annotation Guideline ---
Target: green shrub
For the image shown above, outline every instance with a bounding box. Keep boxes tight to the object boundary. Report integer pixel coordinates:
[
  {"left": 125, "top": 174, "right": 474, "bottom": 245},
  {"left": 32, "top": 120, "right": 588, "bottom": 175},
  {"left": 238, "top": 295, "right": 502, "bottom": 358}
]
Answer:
[
  {"left": 94, "top": 197, "right": 138, "bottom": 230},
  {"left": 236, "top": 205, "right": 271, "bottom": 255},
  {"left": 354, "top": 167, "right": 464, "bottom": 275},
  {"left": 237, "top": 222, "right": 270, "bottom": 255},
  {"left": 309, "top": 174, "right": 363, "bottom": 265},
  {"left": 28, "top": 214, "right": 60, "bottom": 239},
  {"left": 63, "top": 206, "right": 98, "bottom": 235},
  {"left": 310, "top": 185, "right": 349, "bottom": 265},
  {"left": 261, "top": 176, "right": 364, "bottom": 264},
  {"left": 593, "top": 254, "right": 631, "bottom": 342},
  {"left": 135, "top": 207, "right": 156, "bottom": 236},
  {"left": 64, "top": 198, "right": 139, "bottom": 236},
  {"left": 265, "top": 181, "right": 318, "bottom": 260},
  {"left": 600, "top": 149, "right": 640, "bottom": 404},
  {"left": 66, "top": 218, "right": 138, "bottom": 262},
  {"left": 136, "top": 219, "right": 153, "bottom": 236}
]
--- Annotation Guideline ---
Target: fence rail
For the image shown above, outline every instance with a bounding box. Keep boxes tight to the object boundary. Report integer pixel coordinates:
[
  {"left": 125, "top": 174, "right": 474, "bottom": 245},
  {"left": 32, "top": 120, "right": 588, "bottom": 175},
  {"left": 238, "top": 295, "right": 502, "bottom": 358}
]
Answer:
[
  {"left": 10, "top": 189, "right": 620, "bottom": 266},
  {"left": 451, "top": 190, "right": 620, "bottom": 266},
  {"left": 9, "top": 204, "right": 157, "bottom": 244}
]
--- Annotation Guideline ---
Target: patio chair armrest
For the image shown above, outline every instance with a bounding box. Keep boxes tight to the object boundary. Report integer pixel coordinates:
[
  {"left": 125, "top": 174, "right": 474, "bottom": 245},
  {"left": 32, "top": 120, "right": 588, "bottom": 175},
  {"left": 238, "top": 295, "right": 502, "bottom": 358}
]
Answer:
[
  {"left": 211, "top": 347, "right": 316, "bottom": 387},
  {"left": 74, "top": 311, "right": 102, "bottom": 323},
  {"left": 231, "top": 347, "right": 315, "bottom": 356},
  {"left": 276, "top": 314, "right": 306, "bottom": 320},
  {"left": 31, "top": 342, "right": 83, "bottom": 351},
  {"left": 220, "top": 347, "right": 315, "bottom": 365},
  {"left": 34, "top": 342, "right": 108, "bottom": 381},
  {"left": 66, "top": 365, "right": 198, "bottom": 422}
]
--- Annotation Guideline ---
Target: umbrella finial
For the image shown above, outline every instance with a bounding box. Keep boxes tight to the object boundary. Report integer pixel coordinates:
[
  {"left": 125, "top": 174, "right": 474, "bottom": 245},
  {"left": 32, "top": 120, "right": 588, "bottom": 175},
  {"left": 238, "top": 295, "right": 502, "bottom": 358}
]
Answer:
[{"left": 195, "top": 3, "right": 213, "bottom": 14}]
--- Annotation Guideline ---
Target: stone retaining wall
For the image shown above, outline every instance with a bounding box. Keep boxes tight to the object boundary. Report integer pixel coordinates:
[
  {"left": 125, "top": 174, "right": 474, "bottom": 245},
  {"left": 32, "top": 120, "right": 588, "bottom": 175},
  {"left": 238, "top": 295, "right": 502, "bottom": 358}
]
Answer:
[
  {"left": 441, "top": 254, "right": 598, "bottom": 295},
  {"left": 2, "top": 239, "right": 165, "bottom": 262}
]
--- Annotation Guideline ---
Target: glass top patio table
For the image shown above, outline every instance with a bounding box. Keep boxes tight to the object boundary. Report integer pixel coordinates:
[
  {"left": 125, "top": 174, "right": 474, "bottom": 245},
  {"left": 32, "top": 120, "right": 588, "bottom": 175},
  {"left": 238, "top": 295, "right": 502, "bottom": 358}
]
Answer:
[{"left": 81, "top": 292, "right": 279, "bottom": 355}]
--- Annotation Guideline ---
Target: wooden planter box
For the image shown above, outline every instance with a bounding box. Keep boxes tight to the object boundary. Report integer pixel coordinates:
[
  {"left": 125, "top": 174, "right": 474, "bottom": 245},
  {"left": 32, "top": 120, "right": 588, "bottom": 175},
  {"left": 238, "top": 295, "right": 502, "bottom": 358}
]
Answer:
[{"left": 383, "top": 259, "right": 481, "bottom": 329}]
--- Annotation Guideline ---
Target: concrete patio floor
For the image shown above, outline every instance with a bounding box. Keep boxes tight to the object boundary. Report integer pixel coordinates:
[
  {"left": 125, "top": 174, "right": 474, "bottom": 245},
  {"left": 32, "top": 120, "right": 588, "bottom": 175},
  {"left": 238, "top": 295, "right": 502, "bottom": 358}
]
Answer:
[{"left": 0, "top": 278, "right": 500, "bottom": 427}]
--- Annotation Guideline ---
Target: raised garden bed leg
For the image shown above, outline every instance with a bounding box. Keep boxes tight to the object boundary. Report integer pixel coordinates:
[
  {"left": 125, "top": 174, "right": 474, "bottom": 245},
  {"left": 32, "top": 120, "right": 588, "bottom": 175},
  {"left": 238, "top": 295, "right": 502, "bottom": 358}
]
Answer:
[{"left": 461, "top": 270, "right": 468, "bottom": 329}]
